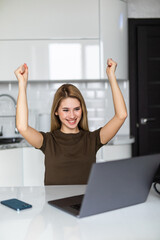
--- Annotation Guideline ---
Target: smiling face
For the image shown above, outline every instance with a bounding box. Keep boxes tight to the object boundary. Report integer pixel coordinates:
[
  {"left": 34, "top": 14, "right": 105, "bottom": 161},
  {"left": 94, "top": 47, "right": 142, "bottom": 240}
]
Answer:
[{"left": 55, "top": 97, "right": 82, "bottom": 133}]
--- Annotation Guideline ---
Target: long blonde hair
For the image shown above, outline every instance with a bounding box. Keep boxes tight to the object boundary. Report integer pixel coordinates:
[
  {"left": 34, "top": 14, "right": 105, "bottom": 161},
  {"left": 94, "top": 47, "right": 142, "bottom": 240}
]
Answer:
[{"left": 50, "top": 84, "right": 89, "bottom": 131}]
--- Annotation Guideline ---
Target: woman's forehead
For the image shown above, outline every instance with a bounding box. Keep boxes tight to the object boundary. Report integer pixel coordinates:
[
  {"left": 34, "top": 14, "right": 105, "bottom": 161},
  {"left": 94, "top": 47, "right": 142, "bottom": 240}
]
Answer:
[{"left": 59, "top": 97, "right": 81, "bottom": 108}]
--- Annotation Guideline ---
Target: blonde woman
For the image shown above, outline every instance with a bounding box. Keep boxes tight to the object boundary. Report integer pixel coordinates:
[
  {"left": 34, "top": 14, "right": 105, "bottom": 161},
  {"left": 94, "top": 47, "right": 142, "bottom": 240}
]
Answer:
[{"left": 15, "top": 59, "right": 127, "bottom": 185}]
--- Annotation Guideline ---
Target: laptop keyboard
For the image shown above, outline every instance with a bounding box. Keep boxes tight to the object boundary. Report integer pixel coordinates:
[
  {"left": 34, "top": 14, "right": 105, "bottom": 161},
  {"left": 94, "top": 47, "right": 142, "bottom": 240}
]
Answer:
[{"left": 70, "top": 203, "right": 81, "bottom": 211}]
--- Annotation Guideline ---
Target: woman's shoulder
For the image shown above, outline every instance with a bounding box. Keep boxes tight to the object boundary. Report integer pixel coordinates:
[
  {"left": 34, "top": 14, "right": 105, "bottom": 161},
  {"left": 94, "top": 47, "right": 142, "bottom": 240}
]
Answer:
[
  {"left": 81, "top": 127, "right": 102, "bottom": 139},
  {"left": 84, "top": 127, "right": 101, "bottom": 135}
]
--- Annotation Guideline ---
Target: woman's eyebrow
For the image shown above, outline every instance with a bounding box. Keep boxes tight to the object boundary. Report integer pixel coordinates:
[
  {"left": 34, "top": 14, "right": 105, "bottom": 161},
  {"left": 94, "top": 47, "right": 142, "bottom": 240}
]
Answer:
[{"left": 62, "top": 105, "right": 81, "bottom": 109}]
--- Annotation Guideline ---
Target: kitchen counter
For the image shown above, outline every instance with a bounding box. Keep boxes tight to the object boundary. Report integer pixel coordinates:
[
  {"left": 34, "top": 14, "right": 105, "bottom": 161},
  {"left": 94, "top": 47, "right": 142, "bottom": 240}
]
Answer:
[
  {"left": 0, "top": 134, "right": 134, "bottom": 150},
  {"left": 0, "top": 185, "right": 160, "bottom": 240},
  {"left": 108, "top": 134, "right": 134, "bottom": 145},
  {"left": 0, "top": 138, "right": 31, "bottom": 150}
]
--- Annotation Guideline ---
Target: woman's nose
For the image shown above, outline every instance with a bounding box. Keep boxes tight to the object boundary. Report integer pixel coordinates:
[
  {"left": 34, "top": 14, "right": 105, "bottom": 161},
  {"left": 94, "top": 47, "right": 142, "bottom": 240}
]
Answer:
[{"left": 69, "top": 110, "right": 75, "bottom": 118}]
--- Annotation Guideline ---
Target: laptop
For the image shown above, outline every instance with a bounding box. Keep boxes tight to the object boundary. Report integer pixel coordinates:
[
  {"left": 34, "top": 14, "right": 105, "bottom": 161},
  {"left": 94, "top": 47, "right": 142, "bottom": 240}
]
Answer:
[{"left": 48, "top": 154, "right": 160, "bottom": 218}]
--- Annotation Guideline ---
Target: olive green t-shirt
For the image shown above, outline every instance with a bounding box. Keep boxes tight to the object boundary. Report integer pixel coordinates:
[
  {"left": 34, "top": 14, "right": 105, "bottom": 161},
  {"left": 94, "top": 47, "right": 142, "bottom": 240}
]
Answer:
[{"left": 39, "top": 128, "right": 104, "bottom": 185}]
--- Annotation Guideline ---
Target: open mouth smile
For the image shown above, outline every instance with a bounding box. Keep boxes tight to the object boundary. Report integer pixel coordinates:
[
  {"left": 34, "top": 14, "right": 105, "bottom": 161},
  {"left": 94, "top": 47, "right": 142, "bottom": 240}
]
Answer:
[{"left": 67, "top": 119, "right": 77, "bottom": 125}]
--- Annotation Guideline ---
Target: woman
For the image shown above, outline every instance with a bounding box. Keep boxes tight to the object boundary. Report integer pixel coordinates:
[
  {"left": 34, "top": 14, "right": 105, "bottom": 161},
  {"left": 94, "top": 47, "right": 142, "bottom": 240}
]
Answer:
[{"left": 15, "top": 58, "right": 127, "bottom": 185}]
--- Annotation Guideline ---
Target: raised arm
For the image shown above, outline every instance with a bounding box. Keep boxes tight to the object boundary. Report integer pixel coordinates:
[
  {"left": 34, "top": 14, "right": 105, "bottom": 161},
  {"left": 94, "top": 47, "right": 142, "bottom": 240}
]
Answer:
[
  {"left": 100, "top": 59, "right": 128, "bottom": 144},
  {"left": 15, "top": 64, "right": 43, "bottom": 148}
]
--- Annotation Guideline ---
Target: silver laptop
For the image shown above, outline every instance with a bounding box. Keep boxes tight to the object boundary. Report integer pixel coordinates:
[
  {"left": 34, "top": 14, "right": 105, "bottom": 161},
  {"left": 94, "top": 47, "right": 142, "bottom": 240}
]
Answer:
[{"left": 48, "top": 154, "right": 160, "bottom": 218}]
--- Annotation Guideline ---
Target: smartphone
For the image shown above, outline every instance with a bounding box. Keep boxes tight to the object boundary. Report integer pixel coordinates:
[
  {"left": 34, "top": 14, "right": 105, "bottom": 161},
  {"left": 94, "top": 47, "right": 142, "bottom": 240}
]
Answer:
[{"left": 1, "top": 198, "right": 32, "bottom": 211}]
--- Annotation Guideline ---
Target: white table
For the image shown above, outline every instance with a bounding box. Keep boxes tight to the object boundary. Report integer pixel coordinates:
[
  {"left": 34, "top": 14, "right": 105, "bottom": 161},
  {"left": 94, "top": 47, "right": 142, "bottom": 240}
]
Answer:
[{"left": 0, "top": 185, "right": 160, "bottom": 240}]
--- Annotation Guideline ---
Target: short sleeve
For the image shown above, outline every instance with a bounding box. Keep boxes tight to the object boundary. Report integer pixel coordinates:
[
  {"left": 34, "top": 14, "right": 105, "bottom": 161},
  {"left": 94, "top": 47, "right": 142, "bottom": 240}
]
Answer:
[
  {"left": 91, "top": 127, "right": 105, "bottom": 153},
  {"left": 38, "top": 131, "right": 47, "bottom": 154}
]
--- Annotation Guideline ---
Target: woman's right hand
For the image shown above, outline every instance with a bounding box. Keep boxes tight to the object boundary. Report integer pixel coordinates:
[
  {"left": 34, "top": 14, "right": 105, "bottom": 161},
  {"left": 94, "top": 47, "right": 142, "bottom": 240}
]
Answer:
[{"left": 14, "top": 63, "right": 28, "bottom": 87}]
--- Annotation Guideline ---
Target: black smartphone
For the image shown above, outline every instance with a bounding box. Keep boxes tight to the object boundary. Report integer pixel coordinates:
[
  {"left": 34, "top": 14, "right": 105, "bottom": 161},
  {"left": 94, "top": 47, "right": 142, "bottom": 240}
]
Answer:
[{"left": 1, "top": 198, "right": 32, "bottom": 211}]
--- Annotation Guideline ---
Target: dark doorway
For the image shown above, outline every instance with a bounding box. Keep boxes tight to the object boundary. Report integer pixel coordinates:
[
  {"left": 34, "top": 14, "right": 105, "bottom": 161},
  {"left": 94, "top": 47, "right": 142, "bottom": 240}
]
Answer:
[{"left": 129, "top": 19, "right": 160, "bottom": 156}]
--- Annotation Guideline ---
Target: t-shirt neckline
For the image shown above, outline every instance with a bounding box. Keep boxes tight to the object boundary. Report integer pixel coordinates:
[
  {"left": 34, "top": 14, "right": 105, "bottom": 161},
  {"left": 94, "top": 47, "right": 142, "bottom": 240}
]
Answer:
[{"left": 55, "top": 129, "right": 83, "bottom": 138}]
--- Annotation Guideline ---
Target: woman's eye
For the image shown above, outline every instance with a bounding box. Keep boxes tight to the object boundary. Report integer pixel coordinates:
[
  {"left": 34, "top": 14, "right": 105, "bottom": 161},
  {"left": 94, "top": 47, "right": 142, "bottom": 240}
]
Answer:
[
  {"left": 63, "top": 109, "right": 68, "bottom": 112},
  {"left": 75, "top": 108, "right": 80, "bottom": 111}
]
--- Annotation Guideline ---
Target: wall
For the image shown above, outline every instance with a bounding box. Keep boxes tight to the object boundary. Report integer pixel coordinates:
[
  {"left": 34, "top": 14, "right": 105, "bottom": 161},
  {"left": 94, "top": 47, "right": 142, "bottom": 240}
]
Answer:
[
  {"left": 128, "top": 0, "right": 160, "bottom": 18},
  {"left": 0, "top": 80, "right": 130, "bottom": 135}
]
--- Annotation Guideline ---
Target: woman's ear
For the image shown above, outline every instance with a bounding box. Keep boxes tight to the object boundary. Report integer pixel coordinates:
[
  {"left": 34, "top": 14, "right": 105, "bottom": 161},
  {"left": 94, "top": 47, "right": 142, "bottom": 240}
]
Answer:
[{"left": 55, "top": 112, "right": 58, "bottom": 116}]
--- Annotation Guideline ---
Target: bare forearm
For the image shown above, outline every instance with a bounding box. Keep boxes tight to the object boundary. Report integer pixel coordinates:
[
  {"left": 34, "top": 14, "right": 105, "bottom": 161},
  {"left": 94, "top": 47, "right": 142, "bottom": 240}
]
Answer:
[
  {"left": 109, "top": 74, "right": 127, "bottom": 120},
  {"left": 16, "top": 84, "right": 29, "bottom": 132}
]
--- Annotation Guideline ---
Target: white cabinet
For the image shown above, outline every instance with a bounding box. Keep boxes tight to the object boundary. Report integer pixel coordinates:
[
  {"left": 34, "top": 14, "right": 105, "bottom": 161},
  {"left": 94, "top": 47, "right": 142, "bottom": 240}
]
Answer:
[
  {"left": 0, "top": 0, "right": 128, "bottom": 81},
  {"left": 0, "top": 148, "right": 23, "bottom": 186},
  {"left": 0, "top": 147, "right": 44, "bottom": 187},
  {"left": 22, "top": 147, "right": 44, "bottom": 186},
  {"left": 100, "top": 0, "right": 128, "bottom": 79},
  {"left": 97, "top": 144, "right": 132, "bottom": 162},
  {"left": 102, "top": 144, "right": 132, "bottom": 161},
  {"left": 0, "top": 0, "right": 99, "bottom": 39},
  {"left": 0, "top": 40, "right": 100, "bottom": 81}
]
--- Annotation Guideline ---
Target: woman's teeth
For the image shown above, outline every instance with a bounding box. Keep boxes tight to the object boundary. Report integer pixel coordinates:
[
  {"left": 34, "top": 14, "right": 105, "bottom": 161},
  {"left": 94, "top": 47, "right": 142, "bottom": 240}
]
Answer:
[{"left": 68, "top": 119, "right": 76, "bottom": 124}]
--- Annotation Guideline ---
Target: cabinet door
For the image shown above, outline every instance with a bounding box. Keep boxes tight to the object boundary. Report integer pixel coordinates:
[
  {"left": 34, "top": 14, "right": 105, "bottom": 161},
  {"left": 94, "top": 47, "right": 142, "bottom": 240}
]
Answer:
[
  {"left": 0, "top": 148, "right": 23, "bottom": 186},
  {"left": 0, "top": 0, "right": 99, "bottom": 39},
  {"left": 100, "top": 0, "right": 128, "bottom": 79},
  {"left": 0, "top": 40, "right": 100, "bottom": 81},
  {"left": 23, "top": 147, "right": 44, "bottom": 186},
  {"left": 102, "top": 145, "right": 132, "bottom": 161}
]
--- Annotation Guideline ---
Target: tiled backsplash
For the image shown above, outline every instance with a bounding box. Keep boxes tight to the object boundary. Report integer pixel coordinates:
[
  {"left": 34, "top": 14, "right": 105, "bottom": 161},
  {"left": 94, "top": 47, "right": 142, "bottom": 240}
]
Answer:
[{"left": 0, "top": 80, "right": 130, "bottom": 136}]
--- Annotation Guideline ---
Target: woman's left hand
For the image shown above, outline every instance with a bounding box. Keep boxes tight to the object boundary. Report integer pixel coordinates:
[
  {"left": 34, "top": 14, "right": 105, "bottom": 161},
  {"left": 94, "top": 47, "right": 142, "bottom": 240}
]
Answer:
[{"left": 106, "top": 58, "right": 117, "bottom": 78}]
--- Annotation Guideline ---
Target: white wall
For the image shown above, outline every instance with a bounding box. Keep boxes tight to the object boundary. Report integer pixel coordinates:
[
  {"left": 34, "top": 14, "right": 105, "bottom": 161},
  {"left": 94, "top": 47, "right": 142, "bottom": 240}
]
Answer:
[
  {"left": 128, "top": 0, "right": 160, "bottom": 18},
  {"left": 0, "top": 80, "right": 130, "bottom": 135}
]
